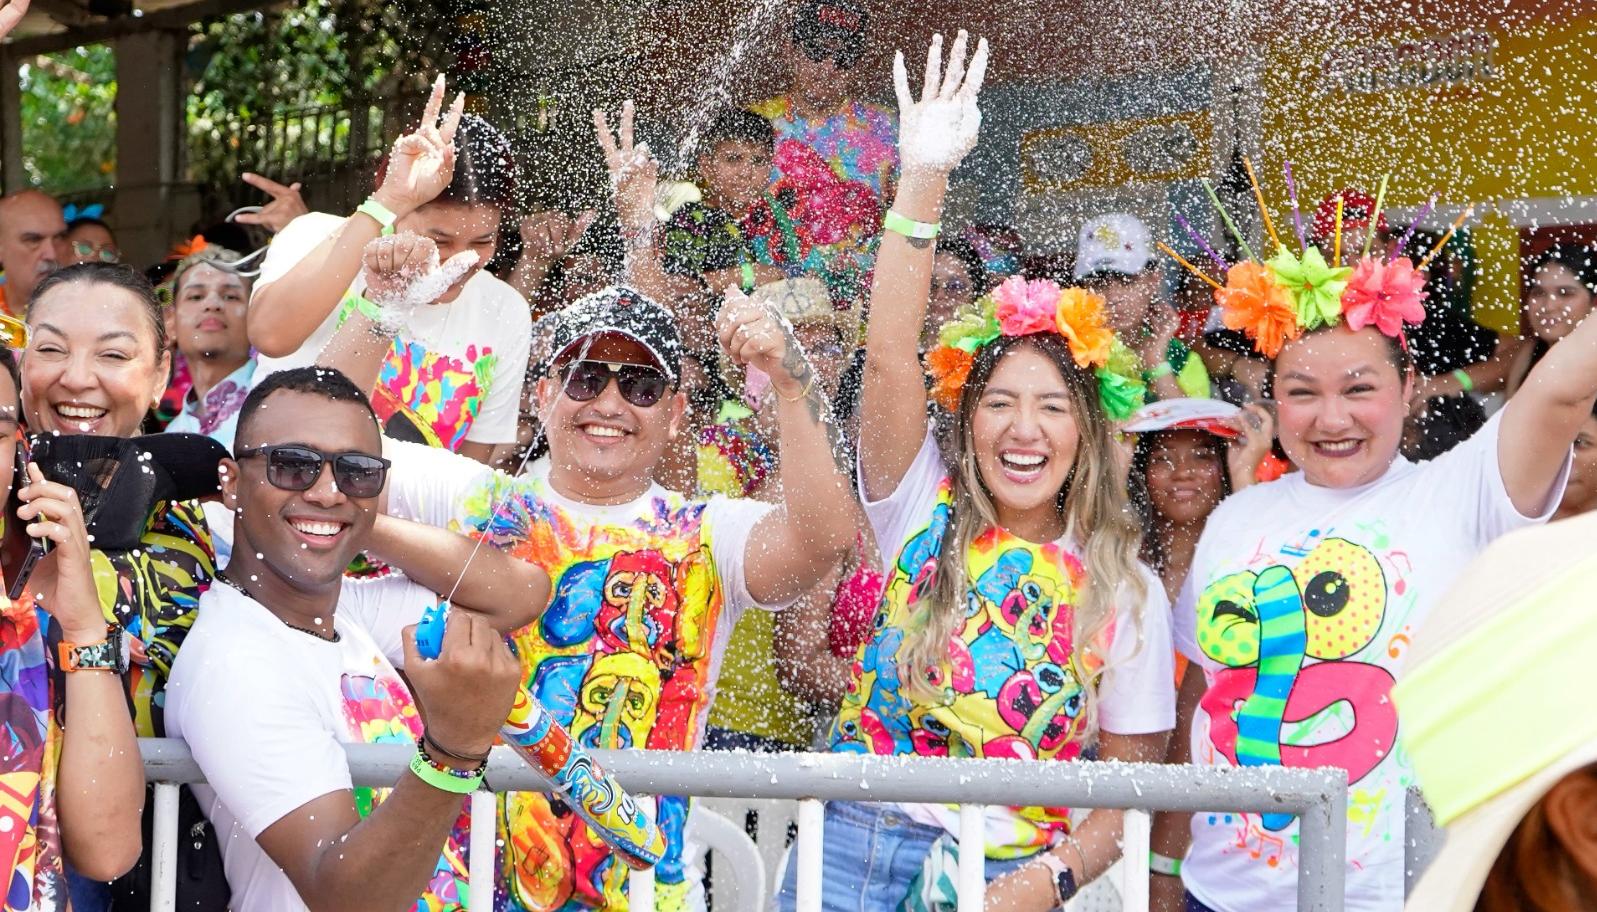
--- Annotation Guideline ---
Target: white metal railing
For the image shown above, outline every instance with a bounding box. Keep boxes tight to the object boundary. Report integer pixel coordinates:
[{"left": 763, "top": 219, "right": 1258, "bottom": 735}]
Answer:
[{"left": 137, "top": 738, "right": 1351, "bottom": 912}]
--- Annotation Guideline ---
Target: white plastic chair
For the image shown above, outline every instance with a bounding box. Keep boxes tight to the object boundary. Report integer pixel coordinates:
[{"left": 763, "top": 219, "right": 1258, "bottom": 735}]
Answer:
[{"left": 687, "top": 805, "right": 768, "bottom": 910}]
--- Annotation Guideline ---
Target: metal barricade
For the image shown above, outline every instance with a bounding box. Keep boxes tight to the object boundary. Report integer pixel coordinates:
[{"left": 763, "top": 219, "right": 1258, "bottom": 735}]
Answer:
[{"left": 138, "top": 738, "right": 1349, "bottom": 912}]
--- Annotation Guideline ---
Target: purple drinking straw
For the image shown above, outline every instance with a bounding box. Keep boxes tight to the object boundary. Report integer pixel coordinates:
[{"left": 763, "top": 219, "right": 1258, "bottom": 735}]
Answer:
[
  {"left": 1397, "top": 193, "right": 1439, "bottom": 253},
  {"left": 1173, "top": 210, "right": 1227, "bottom": 273},
  {"left": 1284, "top": 161, "right": 1308, "bottom": 251}
]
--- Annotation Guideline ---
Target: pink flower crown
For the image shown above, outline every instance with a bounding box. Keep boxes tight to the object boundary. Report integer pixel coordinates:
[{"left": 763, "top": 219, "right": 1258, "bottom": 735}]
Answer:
[{"left": 925, "top": 275, "right": 1144, "bottom": 419}]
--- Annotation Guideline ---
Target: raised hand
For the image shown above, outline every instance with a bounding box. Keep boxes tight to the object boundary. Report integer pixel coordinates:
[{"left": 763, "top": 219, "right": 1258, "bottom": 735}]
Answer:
[
  {"left": 519, "top": 209, "right": 597, "bottom": 265},
  {"left": 15, "top": 463, "right": 102, "bottom": 642},
  {"left": 0, "top": 0, "right": 28, "bottom": 42},
  {"left": 359, "top": 234, "right": 480, "bottom": 333},
  {"left": 592, "top": 101, "right": 659, "bottom": 239},
  {"left": 716, "top": 286, "right": 814, "bottom": 401},
  {"left": 892, "top": 30, "right": 990, "bottom": 175},
  {"left": 373, "top": 75, "right": 466, "bottom": 220},
  {"left": 235, "top": 173, "right": 310, "bottom": 233},
  {"left": 1226, "top": 402, "right": 1276, "bottom": 491},
  {"left": 402, "top": 611, "right": 522, "bottom": 763}
]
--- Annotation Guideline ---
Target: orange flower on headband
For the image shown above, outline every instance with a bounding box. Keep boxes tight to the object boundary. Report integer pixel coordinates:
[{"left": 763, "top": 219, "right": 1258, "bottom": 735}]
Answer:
[
  {"left": 1219, "top": 262, "right": 1300, "bottom": 358},
  {"left": 1055, "top": 288, "right": 1113, "bottom": 368},
  {"left": 926, "top": 346, "right": 974, "bottom": 412},
  {"left": 167, "top": 235, "right": 208, "bottom": 261}
]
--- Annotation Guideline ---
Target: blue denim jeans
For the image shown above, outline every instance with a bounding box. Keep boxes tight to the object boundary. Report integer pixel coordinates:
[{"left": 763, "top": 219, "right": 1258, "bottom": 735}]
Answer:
[{"left": 773, "top": 801, "right": 1034, "bottom": 912}]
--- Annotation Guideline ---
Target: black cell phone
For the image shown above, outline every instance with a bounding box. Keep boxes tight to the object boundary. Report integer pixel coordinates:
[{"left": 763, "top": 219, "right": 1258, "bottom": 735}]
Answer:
[{"left": 7, "top": 437, "right": 49, "bottom": 601}]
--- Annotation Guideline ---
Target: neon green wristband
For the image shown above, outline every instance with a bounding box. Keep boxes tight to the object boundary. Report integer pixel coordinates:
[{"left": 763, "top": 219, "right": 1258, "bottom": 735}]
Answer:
[
  {"left": 740, "top": 261, "right": 757, "bottom": 293},
  {"left": 338, "top": 292, "right": 384, "bottom": 325},
  {"left": 1452, "top": 368, "right": 1474, "bottom": 393},
  {"left": 884, "top": 209, "right": 941, "bottom": 240},
  {"left": 1150, "top": 851, "right": 1182, "bottom": 877},
  {"left": 1147, "top": 360, "right": 1175, "bottom": 379},
  {"left": 408, "top": 746, "right": 484, "bottom": 794},
  {"left": 356, "top": 197, "right": 398, "bottom": 236}
]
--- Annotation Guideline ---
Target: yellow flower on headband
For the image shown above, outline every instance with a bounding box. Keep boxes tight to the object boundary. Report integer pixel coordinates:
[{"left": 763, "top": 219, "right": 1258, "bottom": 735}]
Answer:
[{"left": 1055, "top": 288, "right": 1113, "bottom": 369}]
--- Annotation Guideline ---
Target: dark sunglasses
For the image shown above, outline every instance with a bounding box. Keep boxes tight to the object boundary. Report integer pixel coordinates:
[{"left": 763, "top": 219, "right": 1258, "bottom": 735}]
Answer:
[
  {"left": 799, "top": 38, "right": 859, "bottom": 70},
  {"left": 234, "top": 445, "right": 391, "bottom": 499},
  {"left": 561, "top": 360, "right": 671, "bottom": 408}
]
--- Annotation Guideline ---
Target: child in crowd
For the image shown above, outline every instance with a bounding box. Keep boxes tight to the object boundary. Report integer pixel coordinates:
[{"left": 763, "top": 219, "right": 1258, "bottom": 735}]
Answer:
[{"left": 661, "top": 109, "right": 793, "bottom": 295}]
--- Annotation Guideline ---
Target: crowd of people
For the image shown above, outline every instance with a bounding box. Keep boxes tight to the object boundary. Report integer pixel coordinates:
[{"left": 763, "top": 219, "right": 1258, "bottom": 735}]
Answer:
[{"left": 0, "top": 0, "right": 1591, "bottom": 911}]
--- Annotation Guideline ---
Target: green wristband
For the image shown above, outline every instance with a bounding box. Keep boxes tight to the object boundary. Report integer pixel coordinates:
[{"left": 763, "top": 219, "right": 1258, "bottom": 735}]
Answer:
[
  {"left": 1452, "top": 368, "right": 1474, "bottom": 393},
  {"left": 338, "top": 292, "right": 385, "bottom": 325},
  {"left": 740, "top": 260, "right": 756, "bottom": 293},
  {"left": 356, "top": 197, "right": 398, "bottom": 236},
  {"left": 1147, "top": 360, "right": 1175, "bottom": 379},
  {"left": 1149, "top": 851, "right": 1182, "bottom": 877},
  {"left": 884, "top": 209, "right": 941, "bottom": 240},
  {"left": 408, "top": 747, "right": 484, "bottom": 794}
]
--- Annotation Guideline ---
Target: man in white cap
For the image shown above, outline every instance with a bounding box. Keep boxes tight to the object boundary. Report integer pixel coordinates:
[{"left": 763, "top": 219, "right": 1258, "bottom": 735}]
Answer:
[
  {"left": 1075, "top": 212, "right": 1209, "bottom": 402},
  {"left": 1395, "top": 509, "right": 1597, "bottom": 911}
]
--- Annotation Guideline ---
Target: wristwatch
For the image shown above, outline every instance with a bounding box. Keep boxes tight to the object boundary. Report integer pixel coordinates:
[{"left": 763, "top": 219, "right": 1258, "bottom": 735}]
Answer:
[
  {"left": 1034, "top": 850, "right": 1079, "bottom": 904},
  {"left": 58, "top": 626, "right": 130, "bottom": 674}
]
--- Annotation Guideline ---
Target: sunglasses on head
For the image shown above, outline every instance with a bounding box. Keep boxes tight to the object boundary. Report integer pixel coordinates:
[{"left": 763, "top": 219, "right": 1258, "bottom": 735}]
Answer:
[
  {"left": 71, "top": 240, "right": 120, "bottom": 263},
  {"left": 560, "top": 359, "right": 671, "bottom": 408},
  {"left": 234, "top": 444, "right": 391, "bottom": 499}
]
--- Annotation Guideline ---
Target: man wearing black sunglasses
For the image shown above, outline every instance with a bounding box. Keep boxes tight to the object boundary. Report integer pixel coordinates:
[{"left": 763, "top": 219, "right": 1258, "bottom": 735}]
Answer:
[
  {"left": 324, "top": 273, "right": 859, "bottom": 903},
  {"left": 166, "top": 366, "right": 549, "bottom": 912}
]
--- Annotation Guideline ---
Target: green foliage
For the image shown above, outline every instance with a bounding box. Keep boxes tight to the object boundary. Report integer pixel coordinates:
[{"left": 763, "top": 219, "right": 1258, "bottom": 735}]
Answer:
[
  {"left": 19, "top": 45, "right": 118, "bottom": 195},
  {"left": 16, "top": 0, "right": 452, "bottom": 198},
  {"left": 186, "top": 0, "right": 451, "bottom": 195}
]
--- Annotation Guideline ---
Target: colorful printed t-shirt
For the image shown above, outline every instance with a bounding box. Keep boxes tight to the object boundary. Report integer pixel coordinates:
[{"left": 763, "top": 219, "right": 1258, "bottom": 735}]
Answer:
[
  {"left": 164, "top": 359, "right": 258, "bottom": 450},
  {"left": 751, "top": 97, "right": 897, "bottom": 306},
  {"left": 167, "top": 579, "right": 471, "bottom": 912},
  {"left": 253, "top": 212, "right": 532, "bottom": 450},
  {"left": 0, "top": 592, "right": 65, "bottom": 912},
  {"left": 1172, "top": 410, "right": 1568, "bottom": 912},
  {"left": 385, "top": 443, "right": 776, "bottom": 911},
  {"left": 834, "top": 429, "right": 1174, "bottom": 858}
]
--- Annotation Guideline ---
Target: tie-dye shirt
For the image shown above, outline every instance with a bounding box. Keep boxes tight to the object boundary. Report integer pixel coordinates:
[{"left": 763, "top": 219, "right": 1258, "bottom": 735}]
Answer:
[
  {"left": 168, "top": 579, "right": 472, "bottom": 912},
  {"left": 835, "top": 429, "right": 1173, "bottom": 858},
  {"left": 750, "top": 97, "right": 897, "bottom": 307},
  {"left": 385, "top": 443, "right": 776, "bottom": 911},
  {"left": 1172, "top": 411, "right": 1566, "bottom": 912},
  {"left": 253, "top": 212, "right": 532, "bottom": 451}
]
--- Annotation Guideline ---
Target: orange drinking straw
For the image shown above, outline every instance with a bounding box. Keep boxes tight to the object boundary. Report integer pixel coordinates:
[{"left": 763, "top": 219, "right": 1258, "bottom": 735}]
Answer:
[
  {"left": 1417, "top": 206, "right": 1475, "bottom": 271},
  {"left": 1242, "top": 156, "right": 1284, "bottom": 252},
  {"left": 1156, "top": 241, "right": 1222, "bottom": 291}
]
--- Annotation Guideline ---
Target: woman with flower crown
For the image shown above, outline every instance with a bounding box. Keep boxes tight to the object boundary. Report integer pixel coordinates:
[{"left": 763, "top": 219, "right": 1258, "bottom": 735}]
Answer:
[
  {"left": 1152, "top": 187, "right": 1597, "bottom": 912},
  {"left": 774, "top": 32, "right": 1175, "bottom": 912}
]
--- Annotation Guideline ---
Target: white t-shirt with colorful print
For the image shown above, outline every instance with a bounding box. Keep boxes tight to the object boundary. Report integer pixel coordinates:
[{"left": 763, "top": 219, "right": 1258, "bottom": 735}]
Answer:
[
  {"left": 834, "top": 428, "right": 1174, "bottom": 859},
  {"left": 384, "top": 441, "right": 775, "bottom": 911},
  {"left": 166, "top": 578, "right": 469, "bottom": 912},
  {"left": 1172, "top": 411, "right": 1568, "bottom": 912},
  {"left": 253, "top": 212, "right": 531, "bottom": 450}
]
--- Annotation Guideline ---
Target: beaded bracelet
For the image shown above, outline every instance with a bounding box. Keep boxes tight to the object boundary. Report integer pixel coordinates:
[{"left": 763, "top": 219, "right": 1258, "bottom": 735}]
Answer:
[{"left": 409, "top": 737, "right": 485, "bottom": 794}]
